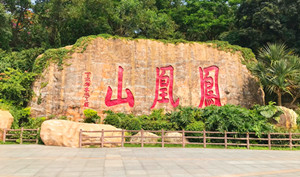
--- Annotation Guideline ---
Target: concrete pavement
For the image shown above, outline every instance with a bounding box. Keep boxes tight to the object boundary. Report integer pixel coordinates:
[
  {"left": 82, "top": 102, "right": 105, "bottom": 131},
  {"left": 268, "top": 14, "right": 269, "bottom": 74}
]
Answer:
[{"left": 1, "top": 145, "right": 300, "bottom": 177}]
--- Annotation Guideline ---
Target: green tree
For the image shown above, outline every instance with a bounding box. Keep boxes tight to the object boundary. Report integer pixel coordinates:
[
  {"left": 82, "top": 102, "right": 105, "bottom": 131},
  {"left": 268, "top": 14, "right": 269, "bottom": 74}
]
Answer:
[
  {"left": 112, "top": 0, "right": 177, "bottom": 39},
  {"left": 251, "top": 43, "right": 300, "bottom": 106},
  {"left": 222, "top": 0, "right": 300, "bottom": 54},
  {"left": 171, "top": 0, "right": 238, "bottom": 41},
  {"left": 2, "top": 0, "right": 34, "bottom": 50},
  {"left": 0, "top": 3, "right": 12, "bottom": 50}
]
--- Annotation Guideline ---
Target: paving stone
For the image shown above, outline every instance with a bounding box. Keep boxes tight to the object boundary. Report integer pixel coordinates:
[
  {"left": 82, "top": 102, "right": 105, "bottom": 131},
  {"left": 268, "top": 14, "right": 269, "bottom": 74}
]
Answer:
[
  {"left": 1, "top": 145, "right": 300, "bottom": 177},
  {"left": 126, "top": 169, "right": 148, "bottom": 175}
]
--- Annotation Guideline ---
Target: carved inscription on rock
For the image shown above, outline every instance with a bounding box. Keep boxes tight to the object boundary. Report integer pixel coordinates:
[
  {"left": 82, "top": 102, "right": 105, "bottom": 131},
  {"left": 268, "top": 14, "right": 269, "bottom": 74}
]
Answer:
[{"left": 29, "top": 38, "right": 264, "bottom": 121}]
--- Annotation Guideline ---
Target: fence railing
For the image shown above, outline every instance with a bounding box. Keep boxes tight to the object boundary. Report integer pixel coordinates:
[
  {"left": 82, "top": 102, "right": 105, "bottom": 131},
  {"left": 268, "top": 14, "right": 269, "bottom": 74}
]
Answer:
[
  {"left": 79, "top": 129, "right": 300, "bottom": 149},
  {"left": 2, "top": 128, "right": 39, "bottom": 144}
]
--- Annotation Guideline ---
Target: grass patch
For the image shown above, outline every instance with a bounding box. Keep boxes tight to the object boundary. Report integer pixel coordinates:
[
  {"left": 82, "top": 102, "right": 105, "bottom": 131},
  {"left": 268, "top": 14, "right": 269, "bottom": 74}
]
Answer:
[
  {"left": 0, "top": 141, "right": 34, "bottom": 145},
  {"left": 121, "top": 143, "right": 300, "bottom": 150}
]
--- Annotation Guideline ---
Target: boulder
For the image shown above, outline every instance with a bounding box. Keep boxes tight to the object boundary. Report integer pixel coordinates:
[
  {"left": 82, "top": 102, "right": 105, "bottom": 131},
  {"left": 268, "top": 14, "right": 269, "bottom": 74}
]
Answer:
[
  {"left": 130, "top": 131, "right": 159, "bottom": 144},
  {"left": 29, "top": 37, "right": 264, "bottom": 121},
  {"left": 0, "top": 110, "right": 14, "bottom": 141},
  {"left": 40, "top": 120, "right": 121, "bottom": 148},
  {"left": 165, "top": 132, "right": 188, "bottom": 144},
  {"left": 277, "top": 106, "right": 298, "bottom": 129}
]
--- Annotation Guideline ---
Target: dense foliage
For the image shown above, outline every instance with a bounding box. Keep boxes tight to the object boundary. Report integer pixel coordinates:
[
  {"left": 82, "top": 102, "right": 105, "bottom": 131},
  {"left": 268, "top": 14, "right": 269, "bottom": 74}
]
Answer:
[
  {"left": 0, "top": 0, "right": 299, "bottom": 133},
  {"left": 0, "top": 0, "right": 299, "bottom": 106},
  {"left": 0, "top": 0, "right": 299, "bottom": 56},
  {"left": 103, "top": 103, "right": 283, "bottom": 135}
]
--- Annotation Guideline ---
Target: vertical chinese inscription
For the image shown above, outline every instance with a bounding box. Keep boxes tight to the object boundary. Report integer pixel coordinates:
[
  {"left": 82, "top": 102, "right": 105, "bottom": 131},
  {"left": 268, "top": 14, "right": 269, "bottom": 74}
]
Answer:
[
  {"left": 105, "top": 66, "right": 134, "bottom": 107},
  {"left": 199, "top": 65, "right": 221, "bottom": 108},
  {"left": 151, "top": 66, "right": 179, "bottom": 109},
  {"left": 83, "top": 71, "right": 91, "bottom": 107}
]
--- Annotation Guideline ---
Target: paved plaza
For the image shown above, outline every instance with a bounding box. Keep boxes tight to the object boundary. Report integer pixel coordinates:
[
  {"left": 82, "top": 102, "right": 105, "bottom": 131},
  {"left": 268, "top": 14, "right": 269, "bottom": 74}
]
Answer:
[{"left": 0, "top": 145, "right": 300, "bottom": 177}]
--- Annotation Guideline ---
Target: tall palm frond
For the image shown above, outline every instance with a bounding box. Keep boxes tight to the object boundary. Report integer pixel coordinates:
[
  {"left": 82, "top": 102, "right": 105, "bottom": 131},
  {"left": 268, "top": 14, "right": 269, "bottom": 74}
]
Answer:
[
  {"left": 252, "top": 43, "right": 300, "bottom": 106},
  {"left": 258, "top": 43, "right": 293, "bottom": 65}
]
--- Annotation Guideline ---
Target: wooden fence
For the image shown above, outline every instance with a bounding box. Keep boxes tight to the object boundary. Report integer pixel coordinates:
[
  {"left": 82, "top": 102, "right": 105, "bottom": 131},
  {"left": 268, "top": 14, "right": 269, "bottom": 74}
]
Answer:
[
  {"left": 79, "top": 129, "right": 300, "bottom": 149},
  {"left": 2, "top": 128, "right": 39, "bottom": 144}
]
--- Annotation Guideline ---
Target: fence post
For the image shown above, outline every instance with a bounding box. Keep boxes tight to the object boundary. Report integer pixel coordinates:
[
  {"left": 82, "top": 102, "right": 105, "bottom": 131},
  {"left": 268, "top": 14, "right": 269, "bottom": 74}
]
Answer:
[
  {"left": 268, "top": 133, "right": 271, "bottom": 150},
  {"left": 224, "top": 131, "right": 227, "bottom": 149},
  {"left": 182, "top": 129, "right": 185, "bottom": 148},
  {"left": 3, "top": 128, "right": 6, "bottom": 143},
  {"left": 79, "top": 129, "right": 82, "bottom": 148},
  {"left": 203, "top": 130, "right": 206, "bottom": 148},
  {"left": 161, "top": 129, "right": 165, "bottom": 148},
  {"left": 141, "top": 129, "right": 144, "bottom": 148},
  {"left": 36, "top": 128, "right": 39, "bottom": 144},
  {"left": 121, "top": 129, "right": 124, "bottom": 147},
  {"left": 246, "top": 132, "right": 249, "bottom": 149},
  {"left": 289, "top": 131, "right": 293, "bottom": 150},
  {"left": 20, "top": 127, "right": 24, "bottom": 144},
  {"left": 101, "top": 129, "right": 104, "bottom": 148}
]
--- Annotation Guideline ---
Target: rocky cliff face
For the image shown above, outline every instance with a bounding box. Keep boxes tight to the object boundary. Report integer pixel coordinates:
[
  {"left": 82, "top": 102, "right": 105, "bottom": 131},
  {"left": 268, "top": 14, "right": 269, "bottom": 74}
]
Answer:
[{"left": 29, "top": 38, "right": 264, "bottom": 121}]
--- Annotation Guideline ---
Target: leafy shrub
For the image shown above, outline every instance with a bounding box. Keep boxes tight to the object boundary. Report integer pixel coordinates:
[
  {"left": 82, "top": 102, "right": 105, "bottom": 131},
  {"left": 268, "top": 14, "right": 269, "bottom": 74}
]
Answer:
[
  {"left": 168, "top": 106, "right": 202, "bottom": 129},
  {"left": 22, "top": 117, "right": 46, "bottom": 129},
  {"left": 141, "top": 120, "right": 175, "bottom": 130},
  {"left": 253, "top": 102, "right": 283, "bottom": 123},
  {"left": 83, "top": 109, "right": 100, "bottom": 123},
  {"left": 148, "top": 109, "right": 166, "bottom": 121},
  {"left": 119, "top": 115, "right": 141, "bottom": 130},
  {"left": 203, "top": 103, "right": 281, "bottom": 135},
  {"left": 186, "top": 121, "right": 205, "bottom": 142},
  {"left": 126, "top": 118, "right": 142, "bottom": 130},
  {"left": 102, "top": 104, "right": 282, "bottom": 137},
  {"left": 0, "top": 68, "right": 37, "bottom": 106},
  {"left": 104, "top": 114, "right": 121, "bottom": 127},
  {"left": 120, "top": 115, "right": 132, "bottom": 129},
  {"left": 186, "top": 121, "right": 205, "bottom": 131},
  {"left": 9, "top": 107, "right": 31, "bottom": 128}
]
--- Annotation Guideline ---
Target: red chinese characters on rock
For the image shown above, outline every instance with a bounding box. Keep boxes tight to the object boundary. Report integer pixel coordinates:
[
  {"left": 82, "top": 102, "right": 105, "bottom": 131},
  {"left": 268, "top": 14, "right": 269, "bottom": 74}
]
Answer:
[
  {"left": 83, "top": 72, "right": 92, "bottom": 107},
  {"left": 199, "top": 65, "right": 221, "bottom": 108},
  {"left": 105, "top": 66, "right": 134, "bottom": 107},
  {"left": 151, "top": 66, "right": 179, "bottom": 109}
]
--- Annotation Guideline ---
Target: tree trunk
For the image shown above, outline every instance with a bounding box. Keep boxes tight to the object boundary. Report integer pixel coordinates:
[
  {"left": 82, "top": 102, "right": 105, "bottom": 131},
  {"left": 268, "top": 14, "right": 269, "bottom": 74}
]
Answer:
[
  {"left": 290, "top": 94, "right": 299, "bottom": 106},
  {"left": 277, "top": 91, "right": 282, "bottom": 106}
]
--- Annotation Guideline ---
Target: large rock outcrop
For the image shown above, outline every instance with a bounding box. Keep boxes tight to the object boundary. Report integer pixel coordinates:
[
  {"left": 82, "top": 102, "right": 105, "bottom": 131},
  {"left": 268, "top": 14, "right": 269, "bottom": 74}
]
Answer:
[
  {"left": 0, "top": 110, "right": 13, "bottom": 141},
  {"left": 30, "top": 37, "right": 264, "bottom": 121},
  {"left": 40, "top": 120, "right": 121, "bottom": 147}
]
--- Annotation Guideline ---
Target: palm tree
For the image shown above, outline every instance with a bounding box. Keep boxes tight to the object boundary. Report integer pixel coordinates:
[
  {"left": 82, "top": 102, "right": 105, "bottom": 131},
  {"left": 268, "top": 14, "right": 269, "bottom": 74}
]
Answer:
[
  {"left": 251, "top": 43, "right": 300, "bottom": 106},
  {"left": 289, "top": 71, "right": 300, "bottom": 106}
]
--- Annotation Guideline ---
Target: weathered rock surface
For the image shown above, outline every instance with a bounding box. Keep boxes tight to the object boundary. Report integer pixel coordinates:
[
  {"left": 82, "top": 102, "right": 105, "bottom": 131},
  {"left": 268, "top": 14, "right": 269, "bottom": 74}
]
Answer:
[
  {"left": 130, "top": 131, "right": 159, "bottom": 144},
  {"left": 165, "top": 132, "right": 188, "bottom": 143},
  {"left": 0, "top": 110, "right": 14, "bottom": 141},
  {"left": 277, "top": 106, "right": 298, "bottom": 129},
  {"left": 40, "top": 120, "right": 121, "bottom": 148},
  {"left": 29, "top": 37, "right": 264, "bottom": 121}
]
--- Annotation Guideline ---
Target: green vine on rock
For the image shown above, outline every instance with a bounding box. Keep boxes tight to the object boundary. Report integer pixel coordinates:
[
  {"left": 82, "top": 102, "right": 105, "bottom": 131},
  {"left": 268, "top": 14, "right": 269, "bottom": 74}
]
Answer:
[
  {"left": 33, "top": 34, "right": 256, "bottom": 76},
  {"left": 207, "top": 40, "right": 257, "bottom": 68}
]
